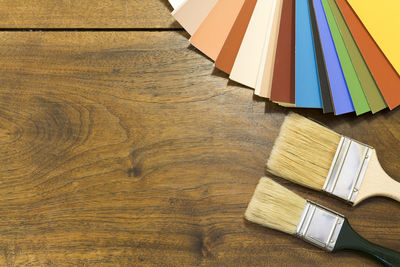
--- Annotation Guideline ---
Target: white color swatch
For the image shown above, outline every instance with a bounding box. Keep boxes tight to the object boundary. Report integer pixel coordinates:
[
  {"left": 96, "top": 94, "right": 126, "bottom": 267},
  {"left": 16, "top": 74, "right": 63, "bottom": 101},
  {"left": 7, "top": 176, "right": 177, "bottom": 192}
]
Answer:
[
  {"left": 255, "top": 0, "right": 283, "bottom": 98},
  {"left": 168, "top": 0, "right": 187, "bottom": 10},
  {"left": 229, "top": 0, "right": 275, "bottom": 88}
]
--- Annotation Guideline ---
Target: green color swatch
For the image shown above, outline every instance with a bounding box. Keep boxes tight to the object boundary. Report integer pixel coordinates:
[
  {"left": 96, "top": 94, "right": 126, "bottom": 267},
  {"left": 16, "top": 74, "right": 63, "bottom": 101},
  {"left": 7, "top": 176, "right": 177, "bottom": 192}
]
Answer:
[
  {"left": 328, "top": 0, "right": 387, "bottom": 114},
  {"left": 321, "top": 0, "right": 370, "bottom": 115}
]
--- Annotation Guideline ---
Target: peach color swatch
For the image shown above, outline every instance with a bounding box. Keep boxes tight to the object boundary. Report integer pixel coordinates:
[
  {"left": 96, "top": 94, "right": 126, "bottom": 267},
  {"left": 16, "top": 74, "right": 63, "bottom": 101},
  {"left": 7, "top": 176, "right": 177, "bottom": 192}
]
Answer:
[
  {"left": 190, "top": 0, "right": 246, "bottom": 61},
  {"left": 172, "top": 0, "right": 219, "bottom": 35},
  {"left": 215, "top": 0, "right": 257, "bottom": 74}
]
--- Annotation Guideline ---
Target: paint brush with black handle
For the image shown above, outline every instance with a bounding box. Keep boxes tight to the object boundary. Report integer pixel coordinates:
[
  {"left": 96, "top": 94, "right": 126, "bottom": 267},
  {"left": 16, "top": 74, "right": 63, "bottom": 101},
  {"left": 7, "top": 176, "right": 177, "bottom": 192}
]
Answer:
[{"left": 245, "top": 177, "right": 400, "bottom": 266}]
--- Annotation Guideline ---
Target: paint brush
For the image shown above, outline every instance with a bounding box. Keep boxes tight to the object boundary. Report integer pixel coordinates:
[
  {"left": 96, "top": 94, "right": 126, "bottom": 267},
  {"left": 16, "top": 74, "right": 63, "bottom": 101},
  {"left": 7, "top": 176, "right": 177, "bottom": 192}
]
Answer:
[
  {"left": 267, "top": 113, "right": 400, "bottom": 206},
  {"left": 245, "top": 177, "right": 400, "bottom": 266}
]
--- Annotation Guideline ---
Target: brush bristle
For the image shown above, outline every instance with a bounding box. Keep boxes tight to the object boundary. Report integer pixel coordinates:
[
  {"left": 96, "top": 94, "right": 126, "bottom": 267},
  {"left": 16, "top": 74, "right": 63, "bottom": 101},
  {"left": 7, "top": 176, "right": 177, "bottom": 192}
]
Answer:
[
  {"left": 267, "top": 113, "right": 341, "bottom": 190},
  {"left": 245, "top": 177, "right": 307, "bottom": 235}
]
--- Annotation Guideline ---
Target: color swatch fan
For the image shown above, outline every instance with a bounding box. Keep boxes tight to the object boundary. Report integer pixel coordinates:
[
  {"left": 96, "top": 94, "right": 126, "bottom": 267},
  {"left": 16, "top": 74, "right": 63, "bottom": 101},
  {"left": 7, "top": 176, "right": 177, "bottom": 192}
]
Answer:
[{"left": 168, "top": 0, "right": 400, "bottom": 116}]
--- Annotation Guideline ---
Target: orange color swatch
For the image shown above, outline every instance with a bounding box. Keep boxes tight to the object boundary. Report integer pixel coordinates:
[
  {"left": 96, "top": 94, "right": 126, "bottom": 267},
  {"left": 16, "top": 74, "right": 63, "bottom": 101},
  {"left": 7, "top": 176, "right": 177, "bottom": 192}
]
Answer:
[
  {"left": 336, "top": 0, "right": 400, "bottom": 109},
  {"left": 215, "top": 0, "right": 257, "bottom": 74},
  {"left": 190, "top": 0, "right": 246, "bottom": 61}
]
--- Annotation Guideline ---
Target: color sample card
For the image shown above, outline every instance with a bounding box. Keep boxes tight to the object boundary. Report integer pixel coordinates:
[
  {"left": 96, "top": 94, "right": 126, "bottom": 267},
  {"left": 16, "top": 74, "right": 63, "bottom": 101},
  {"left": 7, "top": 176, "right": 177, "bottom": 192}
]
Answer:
[
  {"left": 230, "top": 0, "right": 276, "bottom": 88},
  {"left": 295, "top": 0, "right": 322, "bottom": 108},
  {"left": 309, "top": 0, "right": 333, "bottom": 113},
  {"left": 328, "top": 0, "right": 386, "bottom": 114},
  {"left": 347, "top": 0, "right": 400, "bottom": 76},
  {"left": 270, "top": 0, "right": 295, "bottom": 105},
  {"left": 215, "top": 0, "right": 257, "bottom": 74},
  {"left": 255, "top": 0, "right": 284, "bottom": 98},
  {"left": 169, "top": 0, "right": 187, "bottom": 9},
  {"left": 190, "top": 0, "right": 245, "bottom": 61},
  {"left": 313, "top": 0, "right": 353, "bottom": 115},
  {"left": 321, "top": 0, "right": 369, "bottom": 115},
  {"left": 169, "top": 0, "right": 396, "bottom": 116},
  {"left": 172, "top": 0, "right": 219, "bottom": 35},
  {"left": 336, "top": 0, "right": 400, "bottom": 110}
]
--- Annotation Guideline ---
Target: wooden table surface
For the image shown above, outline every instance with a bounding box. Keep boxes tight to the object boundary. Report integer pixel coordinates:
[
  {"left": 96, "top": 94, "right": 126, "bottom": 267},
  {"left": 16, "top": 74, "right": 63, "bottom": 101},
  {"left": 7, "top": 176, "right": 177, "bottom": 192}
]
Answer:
[{"left": 0, "top": 1, "right": 399, "bottom": 266}]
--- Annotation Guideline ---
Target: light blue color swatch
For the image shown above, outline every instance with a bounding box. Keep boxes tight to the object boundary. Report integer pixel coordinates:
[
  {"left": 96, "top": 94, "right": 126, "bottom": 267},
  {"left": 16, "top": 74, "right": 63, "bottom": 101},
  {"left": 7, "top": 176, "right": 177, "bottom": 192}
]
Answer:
[{"left": 295, "top": 0, "right": 323, "bottom": 108}]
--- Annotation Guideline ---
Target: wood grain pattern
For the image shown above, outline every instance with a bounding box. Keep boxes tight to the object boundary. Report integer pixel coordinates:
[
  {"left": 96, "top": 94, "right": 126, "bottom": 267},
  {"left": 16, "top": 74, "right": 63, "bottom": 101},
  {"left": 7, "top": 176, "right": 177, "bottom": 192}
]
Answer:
[
  {"left": 0, "top": 0, "right": 179, "bottom": 28},
  {"left": 0, "top": 31, "right": 399, "bottom": 266}
]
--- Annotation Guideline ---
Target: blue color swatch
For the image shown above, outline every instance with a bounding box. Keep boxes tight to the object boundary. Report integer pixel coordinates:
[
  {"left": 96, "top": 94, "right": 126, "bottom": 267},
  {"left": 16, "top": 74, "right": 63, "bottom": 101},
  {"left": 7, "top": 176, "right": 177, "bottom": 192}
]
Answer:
[
  {"left": 295, "top": 0, "right": 323, "bottom": 108},
  {"left": 313, "top": 0, "right": 354, "bottom": 114}
]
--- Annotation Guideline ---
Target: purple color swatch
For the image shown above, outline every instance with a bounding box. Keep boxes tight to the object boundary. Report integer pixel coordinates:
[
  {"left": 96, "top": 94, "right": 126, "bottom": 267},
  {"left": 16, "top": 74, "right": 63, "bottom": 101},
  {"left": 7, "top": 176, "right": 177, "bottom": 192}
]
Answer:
[{"left": 313, "top": 0, "right": 354, "bottom": 114}]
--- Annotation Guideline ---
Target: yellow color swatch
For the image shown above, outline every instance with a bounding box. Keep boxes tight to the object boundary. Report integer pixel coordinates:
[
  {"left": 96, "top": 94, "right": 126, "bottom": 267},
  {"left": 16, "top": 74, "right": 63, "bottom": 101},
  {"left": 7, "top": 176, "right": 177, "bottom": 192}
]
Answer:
[{"left": 347, "top": 0, "right": 400, "bottom": 75}]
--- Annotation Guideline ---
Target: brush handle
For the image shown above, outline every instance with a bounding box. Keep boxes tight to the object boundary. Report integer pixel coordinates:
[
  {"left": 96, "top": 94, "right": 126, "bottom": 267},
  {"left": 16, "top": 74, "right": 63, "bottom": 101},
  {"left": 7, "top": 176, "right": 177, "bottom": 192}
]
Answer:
[
  {"left": 359, "top": 174, "right": 400, "bottom": 203},
  {"left": 333, "top": 219, "right": 400, "bottom": 267},
  {"left": 354, "top": 151, "right": 400, "bottom": 205},
  {"left": 380, "top": 176, "right": 400, "bottom": 203}
]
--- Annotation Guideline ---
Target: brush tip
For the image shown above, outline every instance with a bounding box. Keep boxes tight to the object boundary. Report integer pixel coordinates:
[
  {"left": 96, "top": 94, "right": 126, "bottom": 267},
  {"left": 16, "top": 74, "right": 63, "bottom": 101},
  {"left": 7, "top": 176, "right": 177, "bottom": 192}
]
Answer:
[
  {"left": 266, "top": 113, "right": 341, "bottom": 191},
  {"left": 245, "top": 177, "right": 307, "bottom": 235}
]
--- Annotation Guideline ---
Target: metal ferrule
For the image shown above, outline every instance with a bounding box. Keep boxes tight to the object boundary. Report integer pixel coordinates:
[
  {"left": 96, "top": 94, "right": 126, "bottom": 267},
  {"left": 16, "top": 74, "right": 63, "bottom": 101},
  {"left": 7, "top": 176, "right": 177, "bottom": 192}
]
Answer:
[
  {"left": 295, "top": 201, "right": 345, "bottom": 251},
  {"left": 323, "top": 136, "right": 373, "bottom": 204}
]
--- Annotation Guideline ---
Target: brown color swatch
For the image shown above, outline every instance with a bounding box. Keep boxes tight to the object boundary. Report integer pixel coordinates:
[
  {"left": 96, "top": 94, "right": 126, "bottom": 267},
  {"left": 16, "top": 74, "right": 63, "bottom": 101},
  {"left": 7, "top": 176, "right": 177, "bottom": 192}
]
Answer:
[
  {"left": 190, "top": 0, "right": 246, "bottom": 61},
  {"left": 270, "top": 0, "right": 295, "bottom": 104},
  {"left": 336, "top": 0, "right": 400, "bottom": 110},
  {"left": 215, "top": 0, "right": 257, "bottom": 74}
]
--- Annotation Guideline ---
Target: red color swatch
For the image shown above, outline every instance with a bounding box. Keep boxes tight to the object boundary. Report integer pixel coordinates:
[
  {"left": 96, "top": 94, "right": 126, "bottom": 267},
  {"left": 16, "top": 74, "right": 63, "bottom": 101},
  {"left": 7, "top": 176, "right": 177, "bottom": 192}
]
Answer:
[{"left": 270, "top": 0, "right": 295, "bottom": 104}]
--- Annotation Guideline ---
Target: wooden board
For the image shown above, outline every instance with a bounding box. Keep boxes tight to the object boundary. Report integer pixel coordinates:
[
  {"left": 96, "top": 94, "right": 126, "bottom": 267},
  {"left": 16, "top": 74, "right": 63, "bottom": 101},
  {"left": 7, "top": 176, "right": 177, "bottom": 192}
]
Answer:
[
  {"left": 0, "top": 31, "right": 399, "bottom": 266},
  {"left": 0, "top": 0, "right": 179, "bottom": 28}
]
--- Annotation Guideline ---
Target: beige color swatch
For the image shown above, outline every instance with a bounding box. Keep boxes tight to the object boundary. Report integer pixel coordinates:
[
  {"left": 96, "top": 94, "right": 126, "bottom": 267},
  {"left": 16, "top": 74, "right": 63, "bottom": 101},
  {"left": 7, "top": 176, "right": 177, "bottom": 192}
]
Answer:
[
  {"left": 229, "top": 0, "right": 276, "bottom": 88},
  {"left": 172, "top": 0, "right": 219, "bottom": 36},
  {"left": 190, "top": 0, "right": 246, "bottom": 61},
  {"left": 255, "top": 0, "right": 283, "bottom": 98}
]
